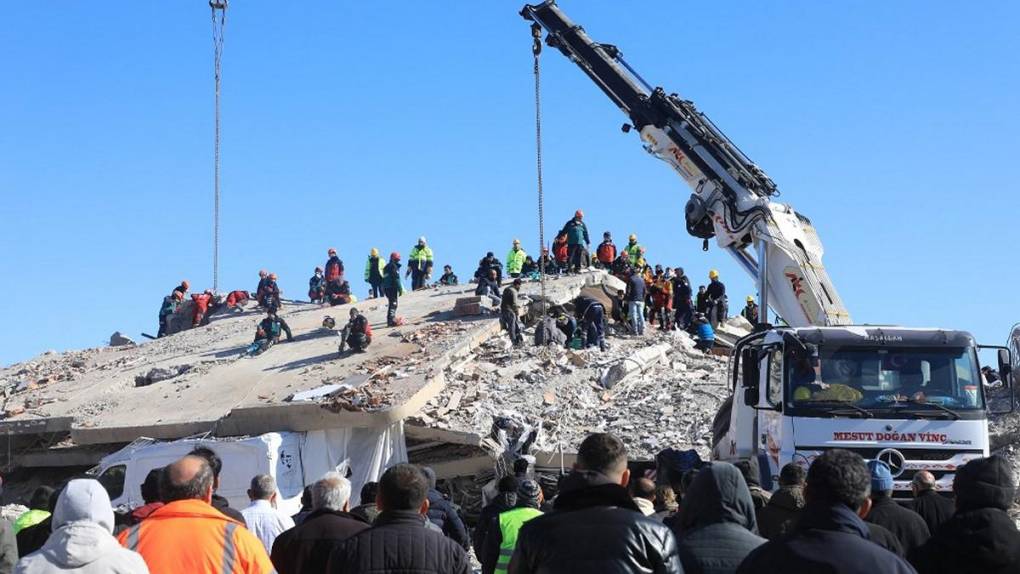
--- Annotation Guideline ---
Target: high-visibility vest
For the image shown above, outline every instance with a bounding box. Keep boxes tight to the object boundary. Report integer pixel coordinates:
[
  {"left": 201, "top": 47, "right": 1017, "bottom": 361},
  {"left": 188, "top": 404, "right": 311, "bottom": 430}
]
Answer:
[{"left": 495, "top": 507, "right": 543, "bottom": 574}]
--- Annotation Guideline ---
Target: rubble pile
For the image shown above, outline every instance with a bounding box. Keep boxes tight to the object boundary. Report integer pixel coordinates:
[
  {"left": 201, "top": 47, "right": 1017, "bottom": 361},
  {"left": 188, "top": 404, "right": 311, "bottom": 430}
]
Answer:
[
  {"left": 417, "top": 328, "right": 731, "bottom": 460},
  {"left": 989, "top": 409, "right": 1020, "bottom": 523}
]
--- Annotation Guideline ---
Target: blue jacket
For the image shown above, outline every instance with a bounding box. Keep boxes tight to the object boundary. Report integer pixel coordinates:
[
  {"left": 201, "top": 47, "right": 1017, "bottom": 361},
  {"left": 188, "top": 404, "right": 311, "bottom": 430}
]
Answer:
[
  {"left": 426, "top": 489, "right": 469, "bottom": 551},
  {"left": 698, "top": 322, "right": 715, "bottom": 341}
]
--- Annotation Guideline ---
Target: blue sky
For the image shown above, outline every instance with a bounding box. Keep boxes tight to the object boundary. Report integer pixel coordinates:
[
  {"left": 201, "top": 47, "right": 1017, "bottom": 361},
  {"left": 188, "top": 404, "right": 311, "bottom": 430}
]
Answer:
[{"left": 2, "top": 1, "right": 1017, "bottom": 366}]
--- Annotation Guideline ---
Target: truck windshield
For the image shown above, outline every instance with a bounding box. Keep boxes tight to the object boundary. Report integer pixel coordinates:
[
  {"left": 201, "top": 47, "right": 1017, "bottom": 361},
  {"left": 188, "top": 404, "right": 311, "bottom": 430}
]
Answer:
[{"left": 787, "top": 347, "right": 983, "bottom": 412}]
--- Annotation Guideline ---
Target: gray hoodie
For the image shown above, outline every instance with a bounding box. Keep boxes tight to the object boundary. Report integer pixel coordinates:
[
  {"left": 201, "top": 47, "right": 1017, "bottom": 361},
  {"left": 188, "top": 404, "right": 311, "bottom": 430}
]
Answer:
[{"left": 16, "top": 479, "right": 149, "bottom": 574}]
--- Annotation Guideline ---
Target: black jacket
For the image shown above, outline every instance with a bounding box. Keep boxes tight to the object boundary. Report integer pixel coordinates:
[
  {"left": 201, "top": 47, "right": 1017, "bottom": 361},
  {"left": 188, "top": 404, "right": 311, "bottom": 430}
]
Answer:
[
  {"left": 737, "top": 502, "right": 915, "bottom": 574},
  {"left": 910, "top": 490, "right": 954, "bottom": 536},
  {"left": 473, "top": 493, "right": 516, "bottom": 557},
  {"left": 328, "top": 510, "right": 470, "bottom": 574},
  {"left": 705, "top": 280, "right": 726, "bottom": 302},
  {"left": 673, "top": 462, "right": 766, "bottom": 574},
  {"left": 211, "top": 493, "right": 247, "bottom": 526},
  {"left": 271, "top": 509, "right": 369, "bottom": 574},
  {"left": 14, "top": 516, "right": 49, "bottom": 558},
  {"left": 425, "top": 489, "right": 469, "bottom": 550},
  {"left": 672, "top": 276, "right": 692, "bottom": 308},
  {"left": 475, "top": 277, "right": 501, "bottom": 299},
  {"left": 867, "top": 522, "right": 905, "bottom": 557},
  {"left": 911, "top": 455, "right": 1020, "bottom": 574},
  {"left": 350, "top": 503, "right": 380, "bottom": 525},
  {"left": 757, "top": 486, "right": 804, "bottom": 541},
  {"left": 864, "top": 495, "right": 930, "bottom": 559},
  {"left": 510, "top": 470, "right": 682, "bottom": 574}
]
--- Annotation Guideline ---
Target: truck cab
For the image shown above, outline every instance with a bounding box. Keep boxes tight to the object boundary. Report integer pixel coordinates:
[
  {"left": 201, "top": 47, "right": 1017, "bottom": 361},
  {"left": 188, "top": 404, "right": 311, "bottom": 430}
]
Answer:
[{"left": 713, "top": 326, "right": 1014, "bottom": 498}]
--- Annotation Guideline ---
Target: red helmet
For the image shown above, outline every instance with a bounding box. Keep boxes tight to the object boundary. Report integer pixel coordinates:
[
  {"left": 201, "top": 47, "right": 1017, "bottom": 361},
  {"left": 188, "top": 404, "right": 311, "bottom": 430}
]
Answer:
[
  {"left": 390, "top": 252, "right": 401, "bottom": 260},
  {"left": 575, "top": 209, "right": 584, "bottom": 219}
]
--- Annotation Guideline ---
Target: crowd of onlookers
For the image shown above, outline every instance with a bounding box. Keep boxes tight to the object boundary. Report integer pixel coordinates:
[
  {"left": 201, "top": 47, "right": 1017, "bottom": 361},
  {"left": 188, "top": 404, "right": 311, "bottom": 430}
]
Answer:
[{"left": 0, "top": 432, "right": 1017, "bottom": 574}]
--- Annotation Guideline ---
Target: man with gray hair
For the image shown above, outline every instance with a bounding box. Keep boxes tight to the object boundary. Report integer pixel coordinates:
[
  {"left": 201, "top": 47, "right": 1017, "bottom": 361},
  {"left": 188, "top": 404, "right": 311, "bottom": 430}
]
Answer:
[
  {"left": 241, "top": 474, "right": 295, "bottom": 554},
  {"left": 909, "top": 470, "right": 954, "bottom": 535},
  {"left": 270, "top": 472, "right": 369, "bottom": 574}
]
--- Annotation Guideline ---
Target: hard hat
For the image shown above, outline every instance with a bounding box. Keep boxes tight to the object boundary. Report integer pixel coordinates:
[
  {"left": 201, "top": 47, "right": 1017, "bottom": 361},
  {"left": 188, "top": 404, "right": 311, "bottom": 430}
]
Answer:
[
  {"left": 370, "top": 247, "right": 379, "bottom": 257},
  {"left": 575, "top": 209, "right": 584, "bottom": 219},
  {"left": 603, "top": 231, "right": 611, "bottom": 238},
  {"left": 629, "top": 234, "right": 637, "bottom": 242},
  {"left": 747, "top": 295, "right": 755, "bottom": 303},
  {"left": 322, "top": 316, "right": 336, "bottom": 329},
  {"left": 328, "top": 247, "right": 337, "bottom": 255},
  {"left": 709, "top": 269, "right": 719, "bottom": 279},
  {"left": 269, "top": 273, "right": 278, "bottom": 280},
  {"left": 181, "top": 280, "right": 190, "bottom": 289},
  {"left": 418, "top": 236, "right": 427, "bottom": 245},
  {"left": 391, "top": 251, "right": 401, "bottom": 260},
  {"left": 512, "top": 238, "right": 520, "bottom": 245}
]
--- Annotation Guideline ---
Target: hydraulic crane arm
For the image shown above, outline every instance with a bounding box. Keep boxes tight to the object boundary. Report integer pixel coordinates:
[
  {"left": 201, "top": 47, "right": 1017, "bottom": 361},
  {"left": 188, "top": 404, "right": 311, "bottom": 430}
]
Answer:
[{"left": 522, "top": 1, "right": 851, "bottom": 328}]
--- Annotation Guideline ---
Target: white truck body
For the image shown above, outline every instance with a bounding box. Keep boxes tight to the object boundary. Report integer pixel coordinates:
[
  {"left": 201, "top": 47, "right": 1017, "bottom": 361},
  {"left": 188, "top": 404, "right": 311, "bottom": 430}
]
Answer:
[{"left": 91, "top": 422, "right": 407, "bottom": 516}]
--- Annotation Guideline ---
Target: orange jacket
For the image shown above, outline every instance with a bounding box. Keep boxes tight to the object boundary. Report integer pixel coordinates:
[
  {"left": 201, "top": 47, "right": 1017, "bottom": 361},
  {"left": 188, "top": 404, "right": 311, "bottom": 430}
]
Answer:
[{"left": 118, "top": 499, "right": 273, "bottom": 574}]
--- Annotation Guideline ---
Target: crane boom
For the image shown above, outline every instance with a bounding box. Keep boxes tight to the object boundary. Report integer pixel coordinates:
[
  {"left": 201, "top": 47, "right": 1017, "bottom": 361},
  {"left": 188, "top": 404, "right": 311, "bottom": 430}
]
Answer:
[{"left": 522, "top": 1, "right": 851, "bottom": 328}]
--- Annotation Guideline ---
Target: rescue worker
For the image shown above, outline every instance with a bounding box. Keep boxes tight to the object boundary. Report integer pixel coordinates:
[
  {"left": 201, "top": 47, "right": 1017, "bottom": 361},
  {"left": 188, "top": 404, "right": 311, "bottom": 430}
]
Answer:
[
  {"left": 574, "top": 294, "right": 607, "bottom": 351},
  {"left": 339, "top": 307, "right": 372, "bottom": 353},
  {"left": 173, "top": 280, "right": 190, "bottom": 299},
  {"left": 506, "top": 239, "right": 527, "bottom": 278},
  {"left": 559, "top": 210, "right": 590, "bottom": 273},
  {"left": 117, "top": 456, "right": 273, "bottom": 574},
  {"left": 191, "top": 289, "right": 215, "bottom": 328},
  {"left": 14, "top": 487, "right": 54, "bottom": 534},
  {"left": 246, "top": 309, "right": 292, "bottom": 356},
  {"left": 255, "top": 270, "right": 270, "bottom": 305},
  {"left": 695, "top": 285, "right": 708, "bottom": 315},
  {"left": 479, "top": 480, "right": 544, "bottom": 574},
  {"left": 672, "top": 267, "right": 693, "bottom": 331},
  {"left": 623, "top": 234, "right": 643, "bottom": 267},
  {"left": 596, "top": 231, "right": 617, "bottom": 269},
  {"left": 157, "top": 290, "right": 184, "bottom": 338},
  {"left": 705, "top": 269, "right": 728, "bottom": 328},
  {"left": 475, "top": 252, "right": 504, "bottom": 285},
  {"left": 364, "top": 248, "right": 384, "bottom": 299},
  {"left": 475, "top": 269, "right": 502, "bottom": 304},
  {"left": 308, "top": 268, "right": 325, "bottom": 304},
  {"left": 439, "top": 265, "right": 459, "bottom": 286},
  {"left": 406, "top": 236, "right": 434, "bottom": 291},
  {"left": 324, "top": 248, "right": 344, "bottom": 283},
  {"left": 521, "top": 256, "right": 538, "bottom": 277},
  {"left": 260, "top": 273, "right": 281, "bottom": 311},
  {"left": 383, "top": 252, "right": 404, "bottom": 327},
  {"left": 500, "top": 278, "right": 524, "bottom": 346},
  {"left": 225, "top": 290, "right": 251, "bottom": 310},
  {"left": 694, "top": 313, "right": 715, "bottom": 352},
  {"left": 551, "top": 234, "right": 569, "bottom": 274},
  {"left": 742, "top": 296, "right": 760, "bottom": 324},
  {"left": 625, "top": 267, "right": 646, "bottom": 336},
  {"left": 650, "top": 269, "right": 673, "bottom": 331},
  {"left": 611, "top": 253, "right": 631, "bottom": 283},
  {"left": 325, "top": 279, "right": 352, "bottom": 306}
]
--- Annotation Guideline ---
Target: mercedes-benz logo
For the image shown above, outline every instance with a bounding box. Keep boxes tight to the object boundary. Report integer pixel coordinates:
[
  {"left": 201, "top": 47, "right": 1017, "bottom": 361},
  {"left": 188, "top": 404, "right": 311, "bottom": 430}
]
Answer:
[{"left": 877, "top": 448, "right": 906, "bottom": 478}]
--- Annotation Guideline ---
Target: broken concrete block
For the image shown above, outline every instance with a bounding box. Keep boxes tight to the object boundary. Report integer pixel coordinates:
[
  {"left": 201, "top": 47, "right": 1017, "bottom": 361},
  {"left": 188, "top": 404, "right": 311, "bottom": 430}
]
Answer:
[
  {"left": 599, "top": 343, "right": 670, "bottom": 389},
  {"left": 109, "top": 332, "right": 135, "bottom": 347},
  {"left": 134, "top": 365, "right": 190, "bottom": 387},
  {"left": 565, "top": 351, "right": 587, "bottom": 367}
]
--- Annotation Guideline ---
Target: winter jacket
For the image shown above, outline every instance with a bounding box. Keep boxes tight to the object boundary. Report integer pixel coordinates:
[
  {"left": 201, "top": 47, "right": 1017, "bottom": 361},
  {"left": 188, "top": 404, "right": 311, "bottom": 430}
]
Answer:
[
  {"left": 706, "top": 280, "right": 726, "bottom": 302},
  {"left": 474, "top": 494, "right": 517, "bottom": 558},
  {"left": 626, "top": 274, "right": 646, "bottom": 302},
  {"left": 17, "top": 479, "right": 148, "bottom": 574},
  {"left": 309, "top": 274, "right": 325, "bottom": 297},
  {"left": 912, "top": 455, "right": 1020, "bottom": 574},
  {"left": 506, "top": 248, "right": 527, "bottom": 275},
  {"left": 697, "top": 322, "right": 715, "bottom": 342},
  {"left": 573, "top": 295, "right": 602, "bottom": 322},
  {"left": 327, "top": 510, "right": 470, "bottom": 574},
  {"left": 425, "top": 490, "right": 469, "bottom": 550},
  {"left": 480, "top": 505, "right": 543, "bottom": 574},
  {"left": 651, "top": 279, "right": 673, "bottom": 309},
  {"left": 211, "top": 493, "right": 247, "bottom": 527},
  {"left": 408, "top": 245, "right": 434, "bottom": 273},
  {"left": 757, "top": 486, "right": 804, "bottom": 540},
  {"left": 475, "top": 256, "right": 504, "bottom": 282},
  {"left": 325, "top": 255, "right": 344, "bottom": 282},
  {"left": 382, "top": 260, "right": 404, "bottom": 292},
  {"left": 127, "top": 503, "right": 164, "bottom": 526},
  {"left": 349, "top": 503, "right": 380, "bottom": 525},
  {"left": 674, "top": 462, "right": 766, "bottom": 574},
  {"left": 15, "top": 519, "right": 51, "bottom": 559},
  {"left": 158, "top": 296, "right": 179, "bottom": 319},
  {"left": 475, "top": 277, "right": 501, "bottom": 299},
  {"left": 864, "top": 495, "right": 930, "bottom": 559},
  {"left": 256, "top": 316, "right": 292, "bottom": 343},
  {"left": 560, "top": 217, "right": 590, "bottom": 246},
  {"left": 117, "top": 499, "right": 273, "bottom": 574},
  {"left": 868, "top": 522, "right": 905, "bottom": 557},
  {"left": 596, "top": 240, "right": 617, "bottom": 264},
  {"left": 623, "top": 242, "right": 643, "bottom": 266},
  {"left": 672, "top": 276, "right": 692, "bottom": 308},
  {"left": 364, "top": 256, "right": 384, "bottom": 284},
  {"left": 12, "top": 512, "right": 48, "bottom": 537},
  {"left": 909, "top": 490, "right": 954, "bottom": 536},
  {"left": 501, "top": 286, "right": 521, "bottom": 314},
  {"left": 736, "top": 502, "right": 914, "bottom": 574},
  {"left": 510, "top": 470, "right": 682, "bottom": 574},
  {"left": 270, "top": 509, "right": 369, "bottom": 574},
  {"left": 552, "top": 240, "right": 568, "bottom": 264},
  {"left": 439, "top": 272, "right": 459, "bottom": 286}
]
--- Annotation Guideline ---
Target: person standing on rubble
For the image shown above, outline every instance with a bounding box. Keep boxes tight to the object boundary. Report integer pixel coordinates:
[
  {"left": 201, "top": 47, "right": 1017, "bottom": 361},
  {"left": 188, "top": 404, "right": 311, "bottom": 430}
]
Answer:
[
  {"left": 573, "top": 293, "right": 607, "bottom": 351},
  {"left": 537, "top": 248, "right": 555, "bottom": 276},
  {"left": 650, "top": 269, "right": 673, "bottom": 331},
  {"left": 325, "top": 248, "right": 344, "bottom": 283},
  {"left": 696, "top": 285, "right": 708, "bottom": 316},
  {"left": 364, "top": 248, "right": 384, "bottom": 299},
  {"left": 672, "top": 268, "right": 693, "bottom": 331},
  {"left": 741, "top": 296, "right": 759, "bottom": 324},
  {"left": 705, "top": 270, "right": 728, "bottom": 328},
  {"left": 596, "top": 231, "right": 616, "bottom": 269},
  {"left": 309, "top": 268, "right": 325, "bottom": 304},
  {"left": 383, "top": 252, "right": 404, "bottom": 327},
  {"left": 407, "top": 237, "right": 434, "bottom": 290},
  {"left": 551, "top": 234, "right": 569, "bottom": 274},
  {"left": 558, "top": 210, "right": 590, "bottom": 273},
  {"left": 623, "top": 234, "right": 643, "bottom": 267},
  {"left": 625, "top": 267, "right": 646, "bottom": 336},
  {"left": 506, "top": 240, "right": 527, "bottom": 279},
  {"left": 157, "top": 290, "right": 183, "bottom": 338},
  {"left": 501, "top": 279, "right": 525, "bottom": 347}
]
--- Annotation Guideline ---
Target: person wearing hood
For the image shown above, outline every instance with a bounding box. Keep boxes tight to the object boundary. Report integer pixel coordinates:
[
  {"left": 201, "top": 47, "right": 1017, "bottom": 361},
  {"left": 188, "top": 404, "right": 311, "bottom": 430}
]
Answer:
[
  {"left": 912, "top": 455, "right": 1020, "bottom": 574},
  {"left": 419, "top": 467, "right": 469, "bottom": 550},
  {"left": 737, "top": 449, "right": 914, "bottom": 574},
  {"left": 16, "top": 478, "right": 148, "bottom": 574},
  {"left": 509, "top": 433, "right": 681, "bottom": 573},
  {"left": 362, "top": 249, "right": 383, "bottom": 298},
  {"left": 474, "top": 477, "right": 519, "bottom": 558},
  {"left": 406, "top": 237, "right": 434, "bottom": 291},
  {"left": 758, "top": 463, "right": 805, "bottom": 540},
  {"left": 673, "top": 462, "right": 766, "bottom": 574},
  {"left": 733, "top": 458, "right": 770, "bottom": 525},
  {"left": 863, "top": 460, "right": 930, "bottom": 561},
  {"left": 480, "top": 480, "right": 544, "bottom": 574},
  {"left": 475, "top": 252, "right": 504, "bottom": 286}
]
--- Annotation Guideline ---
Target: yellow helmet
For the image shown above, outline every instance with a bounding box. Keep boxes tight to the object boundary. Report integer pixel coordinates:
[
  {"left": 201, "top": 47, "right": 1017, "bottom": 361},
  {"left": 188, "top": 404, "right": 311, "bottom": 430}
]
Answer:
[
  {"left": 747, "top": 295, "right": 754, "bottom": 303},
  {"left": 793, "top": 386, "right": 812, "bottom": 401},
  {"left": 370, "top": 247, "right": 379, "bottom": 257},
  {"left": 709, "top": 269, "right": 719, "bottom": 280}
]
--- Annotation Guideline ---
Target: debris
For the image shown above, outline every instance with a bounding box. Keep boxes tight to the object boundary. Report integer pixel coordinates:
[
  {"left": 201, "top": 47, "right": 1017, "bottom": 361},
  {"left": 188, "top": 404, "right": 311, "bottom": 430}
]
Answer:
[
  {"left": 109, "top": 332, "right": 135, "bottom": 347},
  {"left": 134, "top": 365, "right": 191, "bottom": 387},
  {"left": 599, "top": 343, "right": 670, "bottom": 389}
]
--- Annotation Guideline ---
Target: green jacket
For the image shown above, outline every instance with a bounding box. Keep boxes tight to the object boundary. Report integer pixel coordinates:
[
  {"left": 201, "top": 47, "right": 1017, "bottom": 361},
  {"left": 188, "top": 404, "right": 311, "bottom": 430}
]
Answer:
[
  {"left": 383, "top": 260, "right": 405, "bottom": 294},
  {"left": 408, "top": 245, "right": 434, "bottom": 273},
  {"left": 13, "top": 509, "right": 50, "bottom": 534},
  {"left": 623, "top": 242, "right": 643, "bottom": 266},
  {"left": 365, "top": 255, "right": 385, "bottom": 283},
  {"left": 506, "top": 248, "right": 527, "bottom": 275}
]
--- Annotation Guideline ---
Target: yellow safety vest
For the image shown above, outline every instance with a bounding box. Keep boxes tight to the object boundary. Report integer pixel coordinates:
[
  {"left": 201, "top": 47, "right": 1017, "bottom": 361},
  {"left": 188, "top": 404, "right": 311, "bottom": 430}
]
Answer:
[{"left": 495, "top": 507, "right": 543, "bottom": 574}]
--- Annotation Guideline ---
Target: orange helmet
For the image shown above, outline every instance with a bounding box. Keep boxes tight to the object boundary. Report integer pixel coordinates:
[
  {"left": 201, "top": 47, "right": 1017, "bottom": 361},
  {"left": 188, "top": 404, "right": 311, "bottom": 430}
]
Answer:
[{"left": 269, "top": 273, "right": 278, "bottom": 280}]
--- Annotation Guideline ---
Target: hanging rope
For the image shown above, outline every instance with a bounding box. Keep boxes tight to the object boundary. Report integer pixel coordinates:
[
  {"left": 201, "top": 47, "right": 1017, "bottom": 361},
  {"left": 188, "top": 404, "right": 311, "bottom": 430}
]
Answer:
[
  {"left": 531, "top": 23, "right": 547, "bottom": 316},
  {"left": 210, "top": 0, "right": 228, "bottom": 292}
]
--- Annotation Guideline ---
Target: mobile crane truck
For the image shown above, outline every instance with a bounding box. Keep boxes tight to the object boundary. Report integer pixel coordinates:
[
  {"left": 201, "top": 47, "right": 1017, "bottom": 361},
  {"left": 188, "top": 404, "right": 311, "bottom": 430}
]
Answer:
[{"left": 522, "top": 1, "right": 1015, "bottom": 497}]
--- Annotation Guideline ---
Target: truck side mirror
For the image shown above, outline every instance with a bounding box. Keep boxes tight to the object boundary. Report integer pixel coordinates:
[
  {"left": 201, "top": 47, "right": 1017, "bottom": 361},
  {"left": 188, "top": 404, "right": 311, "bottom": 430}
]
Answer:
[
  {"left": 998, "top": 349, "right": 1012, "bottom": 380},
  {"left": 742, "top": 347, "right": 760, "bottom": 406}
]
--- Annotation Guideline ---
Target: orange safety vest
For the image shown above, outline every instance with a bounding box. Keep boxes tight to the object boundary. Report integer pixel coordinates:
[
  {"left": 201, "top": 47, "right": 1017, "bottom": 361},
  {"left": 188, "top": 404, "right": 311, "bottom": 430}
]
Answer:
[{"left": 118, "top": 499, "right": 273, "bottom": 574}]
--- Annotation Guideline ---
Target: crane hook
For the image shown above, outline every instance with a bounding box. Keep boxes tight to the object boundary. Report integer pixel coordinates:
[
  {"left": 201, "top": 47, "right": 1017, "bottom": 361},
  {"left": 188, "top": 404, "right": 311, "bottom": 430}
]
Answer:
[{"left": 531, "top": 23, "right": 543, "bottom": 56}]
